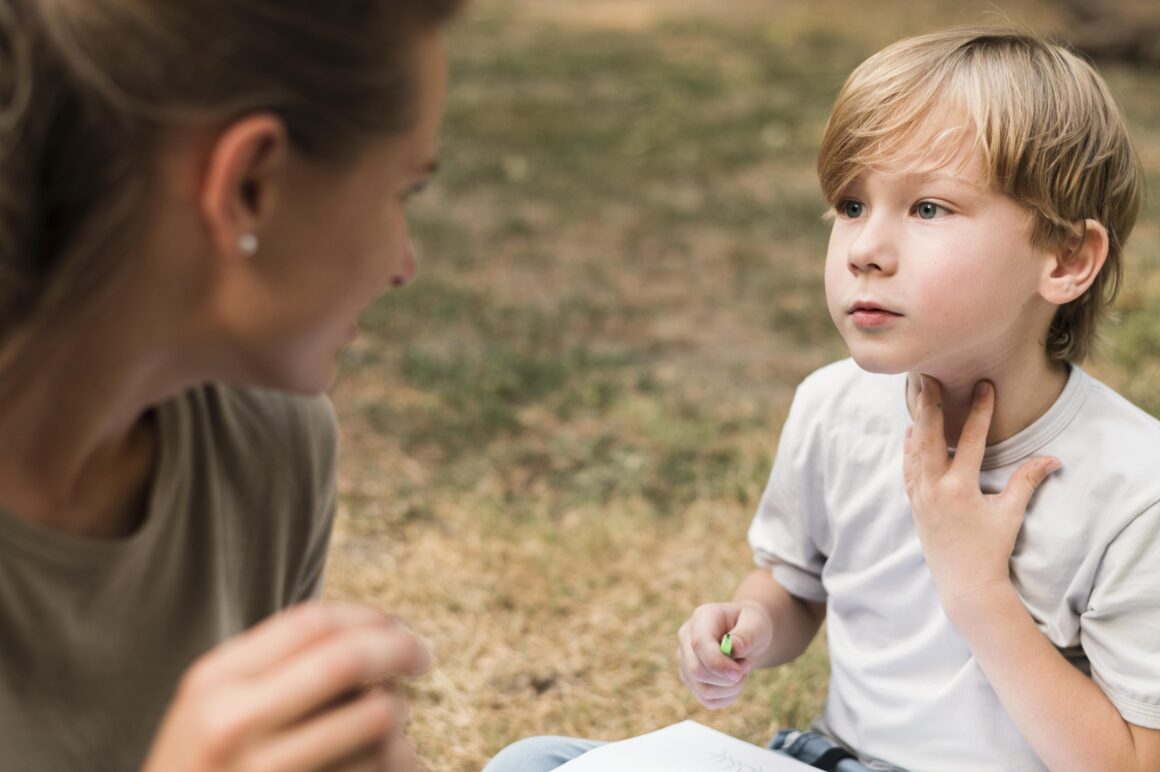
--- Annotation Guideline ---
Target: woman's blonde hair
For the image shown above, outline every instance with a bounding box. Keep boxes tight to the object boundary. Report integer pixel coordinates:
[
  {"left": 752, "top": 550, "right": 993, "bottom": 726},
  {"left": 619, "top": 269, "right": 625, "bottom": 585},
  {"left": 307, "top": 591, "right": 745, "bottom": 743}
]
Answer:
[
  {"left": 0, "top": 0, "right": 463, "bottom": 348},
  {"left": 818, "top": 27, "right": 1143, "bottom": 363}
]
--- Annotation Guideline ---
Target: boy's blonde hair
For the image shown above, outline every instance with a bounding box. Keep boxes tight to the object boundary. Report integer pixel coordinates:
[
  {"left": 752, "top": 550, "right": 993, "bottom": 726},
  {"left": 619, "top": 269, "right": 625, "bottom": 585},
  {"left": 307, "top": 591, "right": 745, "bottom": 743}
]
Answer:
[{"left": 818, "top": 27, "right": 1143, "bottom": 363}]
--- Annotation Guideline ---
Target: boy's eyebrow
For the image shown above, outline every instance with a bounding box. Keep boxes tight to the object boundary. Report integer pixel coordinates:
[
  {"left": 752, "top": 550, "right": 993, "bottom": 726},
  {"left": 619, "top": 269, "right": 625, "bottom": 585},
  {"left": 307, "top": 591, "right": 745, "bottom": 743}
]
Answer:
[{"left": 896, "top": 170, "right": 984, "bottom": 190}]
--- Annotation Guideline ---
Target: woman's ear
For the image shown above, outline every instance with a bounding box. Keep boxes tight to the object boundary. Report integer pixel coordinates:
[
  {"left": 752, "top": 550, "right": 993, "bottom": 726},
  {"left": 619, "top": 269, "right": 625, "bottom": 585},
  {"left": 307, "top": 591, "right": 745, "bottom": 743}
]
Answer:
[
  {"left": 1039, "top": 219, "right": 1109, "bottom": 306},
  {"left": 199, "top": 114, "right": 289, "bottom": 261}
]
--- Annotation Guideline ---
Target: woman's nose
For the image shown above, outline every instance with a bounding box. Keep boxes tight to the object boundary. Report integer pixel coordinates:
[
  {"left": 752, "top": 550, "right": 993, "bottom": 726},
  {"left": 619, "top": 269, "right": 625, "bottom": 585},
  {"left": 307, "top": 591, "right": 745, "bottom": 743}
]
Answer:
[{"left": 391, "top": 229, "right": 418, "bottom": 288}]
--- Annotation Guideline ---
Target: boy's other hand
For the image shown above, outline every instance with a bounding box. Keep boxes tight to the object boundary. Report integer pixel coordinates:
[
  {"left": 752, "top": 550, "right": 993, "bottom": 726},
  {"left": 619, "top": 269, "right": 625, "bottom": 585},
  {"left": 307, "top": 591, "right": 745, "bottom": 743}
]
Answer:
[
  {"left": 142, "top": 602, "right": 431, "bottom": 772},
  {"left": 677, "top": 601, "right": 772, "bottom": 709},
  {"left": 904, "top": 376, "right": 1061, "bottom": 624}
]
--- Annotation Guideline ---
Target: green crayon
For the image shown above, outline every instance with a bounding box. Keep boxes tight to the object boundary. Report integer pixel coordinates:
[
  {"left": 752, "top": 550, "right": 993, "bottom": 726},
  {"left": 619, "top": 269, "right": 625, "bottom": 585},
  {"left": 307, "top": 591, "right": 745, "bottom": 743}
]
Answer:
[{"left": 720, "top": 633, "right": 734, "bottom": 657}]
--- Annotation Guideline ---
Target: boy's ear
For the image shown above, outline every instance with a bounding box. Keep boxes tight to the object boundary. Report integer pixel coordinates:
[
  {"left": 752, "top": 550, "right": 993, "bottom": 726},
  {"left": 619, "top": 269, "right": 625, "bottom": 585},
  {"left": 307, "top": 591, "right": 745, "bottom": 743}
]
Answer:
[
  {"left": 1039, "top": 219, "right": 1109, "bottom": 306},
  {"left": 199, "top": 113, "right": 289, "bottom": 262}
]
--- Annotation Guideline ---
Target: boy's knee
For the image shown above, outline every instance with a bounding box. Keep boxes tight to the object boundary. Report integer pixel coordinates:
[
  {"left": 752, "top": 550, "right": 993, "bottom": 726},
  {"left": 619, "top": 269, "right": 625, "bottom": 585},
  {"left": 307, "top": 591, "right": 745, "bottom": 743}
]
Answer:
[{"left": 482, "top": 735, "right": 603, "bottom": 772}]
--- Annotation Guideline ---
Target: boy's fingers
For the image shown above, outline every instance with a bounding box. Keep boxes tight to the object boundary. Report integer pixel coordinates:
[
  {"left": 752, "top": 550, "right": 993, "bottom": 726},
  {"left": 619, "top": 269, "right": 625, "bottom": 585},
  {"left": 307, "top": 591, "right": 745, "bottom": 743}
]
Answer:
[
  {"left": 916, "top": 375, "right": 948, "bottom": 478},
  {"left": 903, "top": 426, "right": 920, "bottom": 492},
  {"left": 724, "top": 604, "right": 773, "bottom": 669},
  {"left": 693, "top": 681, "right": 745, "bottom": 704},
  {"left": 680, "top": 657, "right": 744, "bottom": 708},
  {"left": 1000, "top": 456, "right": 1061, "bottom": 512},
  {"left": 679, "top": 613, "right": 740, "bottom": 687},
  {"left": 678, "top": 643, "right": 739, "bottom": 688},
  {"left": 692, "top": 639, "right": 744, "bottom": 686},
  {"left": 726, "top": 613, "right": 764, "bottom": 660},
  {"left": 951, "top": 381, "right": 995, "bottom": 474},
  {"left": 677, "top": 653, "right": 733, "bottom": 690},
  {"left": 699, "top": 695, "right": 741, "bottom": 711},
  {"left": 694, "top": 631, "right": 746, "bottom": 685}
]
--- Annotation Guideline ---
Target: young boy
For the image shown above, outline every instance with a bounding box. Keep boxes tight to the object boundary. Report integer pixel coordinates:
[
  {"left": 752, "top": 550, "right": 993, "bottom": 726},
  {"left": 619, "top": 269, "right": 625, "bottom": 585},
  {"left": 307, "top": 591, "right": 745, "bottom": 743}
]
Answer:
[{"left": 486, "top": 27, "right": 1160, "bottom": 772}]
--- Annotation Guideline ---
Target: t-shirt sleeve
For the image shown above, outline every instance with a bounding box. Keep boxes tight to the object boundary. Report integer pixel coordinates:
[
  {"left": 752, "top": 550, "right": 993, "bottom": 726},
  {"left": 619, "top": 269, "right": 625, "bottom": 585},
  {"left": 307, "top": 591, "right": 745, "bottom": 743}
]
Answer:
[
  {"left": 290, "top": 395, "right": 339, "bottom": 603},
  {"left": 1082, "top": 500, "right": 1160, "bottom": 728},
  {"left": 748, "top": 381, "right": 829, "bottom": 604}
]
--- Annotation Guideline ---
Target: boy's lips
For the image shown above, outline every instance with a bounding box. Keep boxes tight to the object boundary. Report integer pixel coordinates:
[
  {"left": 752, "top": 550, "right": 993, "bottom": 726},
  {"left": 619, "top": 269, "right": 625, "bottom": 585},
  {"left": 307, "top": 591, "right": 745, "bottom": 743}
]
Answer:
[{"left": 847, "top": 300, "right": 902, "bottom": 328}]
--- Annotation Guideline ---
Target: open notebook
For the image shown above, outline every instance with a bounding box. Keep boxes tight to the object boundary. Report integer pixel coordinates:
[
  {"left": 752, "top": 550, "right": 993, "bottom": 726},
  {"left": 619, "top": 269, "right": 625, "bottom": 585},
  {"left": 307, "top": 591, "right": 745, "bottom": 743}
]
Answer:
[{"left": 558, "top": 720, "right": 816, "bottom": 772}]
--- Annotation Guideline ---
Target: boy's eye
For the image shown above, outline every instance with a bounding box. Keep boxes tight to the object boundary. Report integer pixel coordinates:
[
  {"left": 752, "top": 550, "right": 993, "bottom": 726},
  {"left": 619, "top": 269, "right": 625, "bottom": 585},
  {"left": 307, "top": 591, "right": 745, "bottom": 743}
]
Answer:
[
  {"left": 838, "top": 199, "right": 864, "bottom": 219},
  {"left": 913, "top": 201, "right": 946, "bottom": 220}
]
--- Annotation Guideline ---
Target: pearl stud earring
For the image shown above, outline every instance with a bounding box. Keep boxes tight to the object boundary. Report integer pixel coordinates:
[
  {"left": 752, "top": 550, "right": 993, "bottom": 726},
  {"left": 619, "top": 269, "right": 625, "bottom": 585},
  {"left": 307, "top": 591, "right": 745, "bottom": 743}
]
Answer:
[{"left": 238, "top": 233, "right": 259, "bottom": 256}]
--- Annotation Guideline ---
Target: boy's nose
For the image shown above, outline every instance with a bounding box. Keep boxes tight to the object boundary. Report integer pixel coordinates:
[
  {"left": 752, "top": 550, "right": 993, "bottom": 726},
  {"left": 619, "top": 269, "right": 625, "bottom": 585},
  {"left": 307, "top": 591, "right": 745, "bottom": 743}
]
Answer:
[
  {"left": 847, "top": 219, "right": 897, "bottom": 275},
  {"left": 848, "top": 252, "right": 890, "bottom": 275}
]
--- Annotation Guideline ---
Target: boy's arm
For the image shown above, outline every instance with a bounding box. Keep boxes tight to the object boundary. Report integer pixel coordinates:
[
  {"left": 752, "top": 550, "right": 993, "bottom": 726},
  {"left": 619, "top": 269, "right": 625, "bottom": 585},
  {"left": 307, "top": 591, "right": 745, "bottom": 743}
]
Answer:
[
  {"left": 948, "top": 585, "right": 1160, "bottom": 772},
  {"left": 906, "top": 378, "right": 1160, "bottom": 772}
]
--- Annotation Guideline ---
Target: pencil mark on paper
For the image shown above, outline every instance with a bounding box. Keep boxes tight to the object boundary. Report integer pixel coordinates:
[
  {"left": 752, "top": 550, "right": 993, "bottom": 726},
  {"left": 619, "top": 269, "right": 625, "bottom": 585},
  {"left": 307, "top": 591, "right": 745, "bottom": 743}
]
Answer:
[{"left": 706, "top": 747, "right": 765, "bottom": 772}]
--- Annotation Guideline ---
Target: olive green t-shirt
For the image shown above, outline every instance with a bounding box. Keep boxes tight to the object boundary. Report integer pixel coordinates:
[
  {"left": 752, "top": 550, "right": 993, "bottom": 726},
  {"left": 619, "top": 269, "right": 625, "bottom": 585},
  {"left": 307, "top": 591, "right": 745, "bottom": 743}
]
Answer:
[{"left": 0, "top": 383, "right": 338, "bottom": 771}]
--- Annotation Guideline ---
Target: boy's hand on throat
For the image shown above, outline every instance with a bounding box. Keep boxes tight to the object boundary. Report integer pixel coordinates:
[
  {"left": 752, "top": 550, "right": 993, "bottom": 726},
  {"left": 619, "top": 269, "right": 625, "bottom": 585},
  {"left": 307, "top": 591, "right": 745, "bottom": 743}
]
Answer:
[{"left": 903, "top": 376, "right": 1061, "bottom": 624}]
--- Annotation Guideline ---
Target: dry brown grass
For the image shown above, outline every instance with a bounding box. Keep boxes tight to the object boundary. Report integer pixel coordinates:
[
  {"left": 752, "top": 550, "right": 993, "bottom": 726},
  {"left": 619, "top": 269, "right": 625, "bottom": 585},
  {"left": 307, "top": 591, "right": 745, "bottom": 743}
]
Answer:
[{"left": 323, "top": 2, "right": 1160, "bottom": 769}]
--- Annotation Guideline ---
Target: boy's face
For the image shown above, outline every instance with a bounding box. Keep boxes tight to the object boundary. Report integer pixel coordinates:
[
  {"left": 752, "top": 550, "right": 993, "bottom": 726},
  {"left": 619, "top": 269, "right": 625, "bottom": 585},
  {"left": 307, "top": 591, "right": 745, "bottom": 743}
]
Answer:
[{"left": 823, "top": 142, "right": 1059, "bottom": 379}]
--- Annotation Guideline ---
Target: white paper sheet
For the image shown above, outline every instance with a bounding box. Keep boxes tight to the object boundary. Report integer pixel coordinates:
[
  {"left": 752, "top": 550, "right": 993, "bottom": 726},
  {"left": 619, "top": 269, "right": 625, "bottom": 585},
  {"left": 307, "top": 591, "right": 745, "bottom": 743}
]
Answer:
[{"left": 557, "top": 720, "right": 817, "bottom": 772}]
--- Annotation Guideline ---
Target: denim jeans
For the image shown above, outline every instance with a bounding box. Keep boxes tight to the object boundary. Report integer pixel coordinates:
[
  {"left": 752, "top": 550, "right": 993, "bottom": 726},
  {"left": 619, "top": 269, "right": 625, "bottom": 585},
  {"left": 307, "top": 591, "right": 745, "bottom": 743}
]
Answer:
[{"left": 482, "top": 728, "right": 886, "bottom": 772}]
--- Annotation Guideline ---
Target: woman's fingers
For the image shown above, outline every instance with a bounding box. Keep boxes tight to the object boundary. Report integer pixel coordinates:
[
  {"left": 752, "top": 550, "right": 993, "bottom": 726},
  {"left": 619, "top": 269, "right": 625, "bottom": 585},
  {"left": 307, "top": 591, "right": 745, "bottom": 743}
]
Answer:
[
  {"left": 379, "top": 727, "right": 422, "bottom": 772},
  {"left": 248, "top": 619, "right": 430, "bottom": 735},
  {"left": 199, "top": 603, "right": 391, "bottom": 682},
  {"left": 242, "top": 689, "right": 405, "bottom": 772},
  {"left": 145, "top": 603, "right": 430, "bottom": 772},
  {"left": 185, "top": 602, "right": 429, "bottom": 760}
]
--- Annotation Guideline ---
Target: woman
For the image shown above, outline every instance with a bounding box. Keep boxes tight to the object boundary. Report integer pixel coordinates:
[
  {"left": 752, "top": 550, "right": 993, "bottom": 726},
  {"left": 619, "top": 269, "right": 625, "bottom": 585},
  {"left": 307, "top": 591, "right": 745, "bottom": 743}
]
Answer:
[{"left": 0, "top": 1, "right": 463, "bottom": 768}]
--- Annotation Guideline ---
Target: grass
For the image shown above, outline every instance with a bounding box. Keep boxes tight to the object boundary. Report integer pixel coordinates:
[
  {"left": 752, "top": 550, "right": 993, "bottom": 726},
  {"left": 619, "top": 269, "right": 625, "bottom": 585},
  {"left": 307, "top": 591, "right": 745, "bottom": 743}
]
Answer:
[{"left": 324, "top": 2, "right": 1160, "bottom": 769}]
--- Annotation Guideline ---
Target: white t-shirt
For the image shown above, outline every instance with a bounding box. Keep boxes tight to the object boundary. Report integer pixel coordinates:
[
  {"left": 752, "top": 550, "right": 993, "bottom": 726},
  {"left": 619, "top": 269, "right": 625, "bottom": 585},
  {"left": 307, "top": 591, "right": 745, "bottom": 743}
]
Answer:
[{"left": 749, "top": 358, "right": 1160, "bottom": 772}]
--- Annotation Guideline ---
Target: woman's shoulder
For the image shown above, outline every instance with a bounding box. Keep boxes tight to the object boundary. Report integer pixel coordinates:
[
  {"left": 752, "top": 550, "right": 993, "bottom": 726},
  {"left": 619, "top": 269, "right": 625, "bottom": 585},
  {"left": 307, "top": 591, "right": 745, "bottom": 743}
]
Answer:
[
  {"left": 183, "top": 382, "right": 335, "bottom": 437},
  {"left": 161, "top": 383, "right": 338, "bottom": 477}
]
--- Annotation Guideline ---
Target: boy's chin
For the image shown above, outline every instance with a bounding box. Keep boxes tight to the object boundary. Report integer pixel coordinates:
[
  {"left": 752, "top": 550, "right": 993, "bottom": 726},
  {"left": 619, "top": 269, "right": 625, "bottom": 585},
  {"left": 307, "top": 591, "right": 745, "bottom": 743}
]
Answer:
[
  {"left": 844, "top": 345, "right": 932, "bottom": 375},
  {"left": 846, "top": 350, "right": 910, "bottom": 376}
]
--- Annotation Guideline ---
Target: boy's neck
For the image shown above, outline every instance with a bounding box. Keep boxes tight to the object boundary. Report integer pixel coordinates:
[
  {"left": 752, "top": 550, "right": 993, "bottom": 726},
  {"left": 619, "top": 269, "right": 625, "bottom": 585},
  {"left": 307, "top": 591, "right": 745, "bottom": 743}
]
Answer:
[{"left": 905, "top": 354, "right": 1071, "bottom": 449}]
